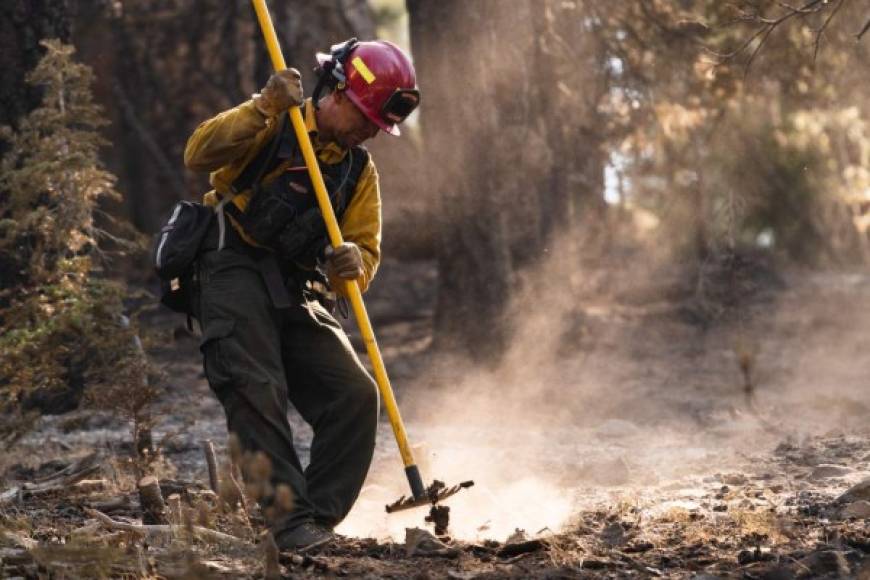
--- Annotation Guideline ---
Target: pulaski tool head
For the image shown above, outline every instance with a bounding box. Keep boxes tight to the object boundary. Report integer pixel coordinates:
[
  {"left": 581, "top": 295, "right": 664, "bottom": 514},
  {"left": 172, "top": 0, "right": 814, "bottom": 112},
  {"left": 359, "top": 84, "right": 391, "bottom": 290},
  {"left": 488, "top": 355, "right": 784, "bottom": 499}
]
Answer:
[{"left": 385, "top": 479, "right": 475, "bottom": 514}]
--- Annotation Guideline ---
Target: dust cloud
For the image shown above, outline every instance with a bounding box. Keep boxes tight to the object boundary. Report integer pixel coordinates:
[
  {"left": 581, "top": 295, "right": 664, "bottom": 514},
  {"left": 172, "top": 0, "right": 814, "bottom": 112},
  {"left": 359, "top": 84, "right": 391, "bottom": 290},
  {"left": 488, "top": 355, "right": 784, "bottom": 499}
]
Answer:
[
  {"left": 338, "top": 231, "right": 870, "bottom": 542},
  {"left": 339, "top": 3, "right": 870, "bottom": 543}
]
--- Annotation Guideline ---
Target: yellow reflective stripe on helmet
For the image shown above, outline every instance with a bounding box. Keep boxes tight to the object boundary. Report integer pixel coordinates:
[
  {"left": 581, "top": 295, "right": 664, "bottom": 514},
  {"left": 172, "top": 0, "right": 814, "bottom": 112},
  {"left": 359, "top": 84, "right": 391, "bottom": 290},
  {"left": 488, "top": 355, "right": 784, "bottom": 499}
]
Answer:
[{"left": 351, "top": 56, "right": 376, "bottom": 84}]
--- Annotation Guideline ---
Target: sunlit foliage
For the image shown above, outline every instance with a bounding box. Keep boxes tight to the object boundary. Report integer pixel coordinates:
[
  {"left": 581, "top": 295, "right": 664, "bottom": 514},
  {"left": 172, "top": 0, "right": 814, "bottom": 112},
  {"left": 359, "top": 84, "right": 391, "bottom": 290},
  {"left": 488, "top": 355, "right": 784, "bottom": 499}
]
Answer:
[{"left": 0, "top": 40, "right": 147, "bottom": 443}]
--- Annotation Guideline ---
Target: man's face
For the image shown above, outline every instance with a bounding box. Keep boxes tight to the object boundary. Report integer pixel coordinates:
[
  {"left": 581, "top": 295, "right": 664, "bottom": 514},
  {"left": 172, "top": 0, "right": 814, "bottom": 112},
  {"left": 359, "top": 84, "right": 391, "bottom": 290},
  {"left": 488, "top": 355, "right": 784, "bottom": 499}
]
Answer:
[{"left": 326, "top": 91, "right": 380, "bottom": 149}]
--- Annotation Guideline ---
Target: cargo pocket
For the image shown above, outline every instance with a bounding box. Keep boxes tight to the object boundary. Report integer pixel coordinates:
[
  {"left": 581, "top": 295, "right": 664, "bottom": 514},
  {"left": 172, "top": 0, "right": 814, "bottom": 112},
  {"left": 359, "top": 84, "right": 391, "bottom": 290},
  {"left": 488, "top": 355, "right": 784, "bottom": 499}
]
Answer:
[{"left": 199, "top": 318, "right": 235, "bottom": 395}]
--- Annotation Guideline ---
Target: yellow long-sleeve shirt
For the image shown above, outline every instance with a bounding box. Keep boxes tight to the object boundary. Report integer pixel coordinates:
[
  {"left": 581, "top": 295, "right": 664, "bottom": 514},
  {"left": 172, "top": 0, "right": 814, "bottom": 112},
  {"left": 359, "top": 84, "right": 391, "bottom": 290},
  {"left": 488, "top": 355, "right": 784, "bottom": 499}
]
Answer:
[{"left": 183, "top": 98, "right": 381, "bottom": 294}]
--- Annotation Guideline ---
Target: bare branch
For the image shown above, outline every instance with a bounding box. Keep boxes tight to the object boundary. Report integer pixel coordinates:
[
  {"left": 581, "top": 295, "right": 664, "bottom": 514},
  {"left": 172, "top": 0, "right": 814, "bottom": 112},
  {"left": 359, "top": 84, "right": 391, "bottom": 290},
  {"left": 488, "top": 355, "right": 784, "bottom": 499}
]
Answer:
[
  {"left": 711, "top": 0, "right": 849, "bottom": 70},
  {"left": 715, "top": 24, "right": 770, "bottom": 60},
  {"left": 775, "top": 1, "right": 825, "bottom": 15},
  {"left": 857, "top": 15, "right": 870, "bottom": 39},
  {"left": 83, "top": 507, "right": 250, "bottom": 548},
  {"left": 813, "top": 0, "right": 846, "bottom": 62},
  {"left": 744, "top": 21, "right": 779, "bottom": 74}
]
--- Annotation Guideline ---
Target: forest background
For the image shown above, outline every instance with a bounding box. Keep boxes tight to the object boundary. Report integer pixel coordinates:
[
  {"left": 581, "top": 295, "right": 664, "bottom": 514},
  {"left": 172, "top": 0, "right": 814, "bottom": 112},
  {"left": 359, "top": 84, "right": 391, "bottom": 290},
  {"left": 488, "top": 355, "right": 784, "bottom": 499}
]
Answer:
[{"left": 0, "top": 0, "right": 869, "bottom": 570}]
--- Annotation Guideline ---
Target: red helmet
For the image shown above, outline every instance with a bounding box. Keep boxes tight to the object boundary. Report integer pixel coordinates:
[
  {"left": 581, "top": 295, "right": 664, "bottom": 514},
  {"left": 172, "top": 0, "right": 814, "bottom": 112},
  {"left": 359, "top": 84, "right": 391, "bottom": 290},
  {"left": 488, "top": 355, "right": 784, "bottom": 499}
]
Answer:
[{"left": 315, "top": 39, "right": 420, "bottom": 136}]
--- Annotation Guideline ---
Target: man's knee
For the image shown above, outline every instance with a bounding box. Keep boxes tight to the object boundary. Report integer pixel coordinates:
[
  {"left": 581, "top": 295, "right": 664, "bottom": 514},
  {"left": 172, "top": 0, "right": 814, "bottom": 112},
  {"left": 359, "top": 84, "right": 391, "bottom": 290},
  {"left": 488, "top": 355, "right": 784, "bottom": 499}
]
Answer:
[{"left": 346, "top": 374, "right": 379, "bottom": 424}]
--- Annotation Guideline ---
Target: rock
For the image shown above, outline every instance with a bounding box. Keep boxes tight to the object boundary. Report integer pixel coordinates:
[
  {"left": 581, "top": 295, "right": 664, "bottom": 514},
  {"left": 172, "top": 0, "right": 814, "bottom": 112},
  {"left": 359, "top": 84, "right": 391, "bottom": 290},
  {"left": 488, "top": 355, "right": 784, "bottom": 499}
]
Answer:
[
  {"left": 503, "top": 529, "right": 528, "bottom": 545},
  {"left": 624, "top": 541, "right": 654, "bottom": 553},
  {"left": 796, "top": 550, "right": 850, "bottom": 578},
  {"left": 840, "top": 500, "right": 870, "bottom": 519},
  {"left": 836, "top": 476, "right": 870, "bottom": 504},
  {"left": 722, "top": 473, "right": 748, "bottom": 486},
  {"left": 404, "top": 527, "right": 459, "bottom": 558},
  {"left": 809, "top": 464, "right": 852, "bottom": 480},
  {"left": 600, "top": 522, "right": 626, "bottom": 547}
]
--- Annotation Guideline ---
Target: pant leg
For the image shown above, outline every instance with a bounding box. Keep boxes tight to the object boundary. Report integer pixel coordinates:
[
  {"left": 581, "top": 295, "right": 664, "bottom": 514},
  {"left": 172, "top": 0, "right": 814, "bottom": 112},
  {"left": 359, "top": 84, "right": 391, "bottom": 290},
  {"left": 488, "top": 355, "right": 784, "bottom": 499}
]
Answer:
[
  {"left": 280, "top": 300, "right": 380, "bottom": 528},
  {"left": 197, "top": 248, "right": 315, "bottom": 533}
]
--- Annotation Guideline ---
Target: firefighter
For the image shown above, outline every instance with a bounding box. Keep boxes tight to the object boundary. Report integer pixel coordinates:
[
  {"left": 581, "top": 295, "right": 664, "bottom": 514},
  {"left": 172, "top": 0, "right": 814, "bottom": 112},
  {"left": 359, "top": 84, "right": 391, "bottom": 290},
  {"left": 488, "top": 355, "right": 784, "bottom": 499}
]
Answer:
[{"left": 183, "top": 39, "right": 420, "bottom": 550}]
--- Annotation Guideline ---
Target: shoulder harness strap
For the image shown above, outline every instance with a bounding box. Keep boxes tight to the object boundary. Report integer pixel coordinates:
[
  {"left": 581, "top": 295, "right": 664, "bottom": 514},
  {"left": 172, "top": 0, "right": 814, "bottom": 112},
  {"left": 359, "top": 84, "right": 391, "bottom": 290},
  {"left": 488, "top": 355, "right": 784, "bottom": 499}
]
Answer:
[
  {"left": 335, "top": 146, "right": 370, "bottom": 218},
  {"left": 216, "top": 112, "right": 291, "bottom": 250}
]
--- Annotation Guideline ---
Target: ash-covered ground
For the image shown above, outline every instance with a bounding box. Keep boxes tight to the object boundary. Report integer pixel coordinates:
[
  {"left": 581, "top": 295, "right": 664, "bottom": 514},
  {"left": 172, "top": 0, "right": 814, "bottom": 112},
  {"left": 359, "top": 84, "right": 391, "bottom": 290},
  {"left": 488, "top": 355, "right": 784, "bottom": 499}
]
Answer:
[{"left": 2, "top": 258, "right": 869, "bottom": 578}]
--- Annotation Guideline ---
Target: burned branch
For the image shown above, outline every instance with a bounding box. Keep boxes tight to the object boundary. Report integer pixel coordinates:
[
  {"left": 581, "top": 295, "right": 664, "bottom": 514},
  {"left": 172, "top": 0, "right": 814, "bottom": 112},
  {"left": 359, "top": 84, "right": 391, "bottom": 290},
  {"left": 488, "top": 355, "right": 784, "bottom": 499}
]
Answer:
[
  {"left": 138, "top": 475, "right": 169, "bottom": 525},
  {"left": 83, "top": 507, "right": 250, "bottom": 549},
  {"left": 203, "top": 439, "right": 221, "bottom": 495}
]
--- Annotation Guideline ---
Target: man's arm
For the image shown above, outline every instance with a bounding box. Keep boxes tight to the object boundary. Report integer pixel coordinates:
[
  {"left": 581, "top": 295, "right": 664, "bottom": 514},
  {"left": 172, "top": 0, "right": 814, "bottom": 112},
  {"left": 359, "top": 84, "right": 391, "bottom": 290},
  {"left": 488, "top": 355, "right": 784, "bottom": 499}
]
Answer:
[
  {"left": 184, "top": 100, "right": 269, "bottom": 172},
  {"left": 329, "top": 160, "right": 381, "bottom": 295},
  {"left": 184, "top": 69, "right": 303, "bottom": 172}
]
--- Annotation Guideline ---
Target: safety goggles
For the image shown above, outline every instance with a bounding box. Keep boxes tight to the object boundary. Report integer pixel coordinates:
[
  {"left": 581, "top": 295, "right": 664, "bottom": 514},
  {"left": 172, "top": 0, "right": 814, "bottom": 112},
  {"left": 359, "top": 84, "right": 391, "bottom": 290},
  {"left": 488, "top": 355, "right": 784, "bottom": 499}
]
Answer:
[{"left": 381, "top": 89, "right": 420, "bottom": 124}]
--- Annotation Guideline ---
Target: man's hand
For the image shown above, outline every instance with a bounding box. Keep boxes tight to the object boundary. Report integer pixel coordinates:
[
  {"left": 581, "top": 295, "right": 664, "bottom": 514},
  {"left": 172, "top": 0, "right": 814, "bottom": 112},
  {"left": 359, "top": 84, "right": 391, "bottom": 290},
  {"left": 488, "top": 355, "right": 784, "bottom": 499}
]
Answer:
[
  {"left": 253, "top": 68, "right": 304, "bottom": 117},
  {"left": 324, "top": 242, "right": 363, "bottom": 280}
]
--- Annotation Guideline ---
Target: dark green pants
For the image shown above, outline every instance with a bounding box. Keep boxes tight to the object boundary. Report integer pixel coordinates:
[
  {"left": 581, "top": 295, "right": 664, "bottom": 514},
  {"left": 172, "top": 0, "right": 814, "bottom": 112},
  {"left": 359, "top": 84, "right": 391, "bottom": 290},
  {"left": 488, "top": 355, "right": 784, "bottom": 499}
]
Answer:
[{"left": 196, "top": 247, "right": 379, "bottom": 533}]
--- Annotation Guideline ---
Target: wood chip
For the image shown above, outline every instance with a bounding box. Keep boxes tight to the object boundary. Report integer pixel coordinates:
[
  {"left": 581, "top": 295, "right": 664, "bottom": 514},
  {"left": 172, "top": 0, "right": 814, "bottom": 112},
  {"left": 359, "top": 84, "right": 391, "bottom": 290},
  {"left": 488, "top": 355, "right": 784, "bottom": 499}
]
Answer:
[{"left": 83, "top": 507, "right": 249, "bottom": 549}]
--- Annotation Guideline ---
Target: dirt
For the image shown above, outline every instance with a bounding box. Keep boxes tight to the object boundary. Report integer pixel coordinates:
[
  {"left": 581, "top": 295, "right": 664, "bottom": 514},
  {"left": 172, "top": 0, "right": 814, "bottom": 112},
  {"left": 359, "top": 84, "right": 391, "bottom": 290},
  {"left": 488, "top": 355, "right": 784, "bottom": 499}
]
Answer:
[{"left": 2, "top": 258, "right": 870, "bottom": 578}]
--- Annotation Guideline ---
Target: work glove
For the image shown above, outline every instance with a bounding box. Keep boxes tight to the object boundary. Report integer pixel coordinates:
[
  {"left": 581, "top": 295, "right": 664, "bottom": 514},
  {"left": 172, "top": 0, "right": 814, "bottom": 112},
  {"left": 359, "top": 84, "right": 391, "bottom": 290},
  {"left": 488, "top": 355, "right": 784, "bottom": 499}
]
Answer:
[
  {"left": 324, "top": 242, "right": 363, "bottom": 280},
  {"left": 253, "top": 68, "right": 304, "bottom": 117}
]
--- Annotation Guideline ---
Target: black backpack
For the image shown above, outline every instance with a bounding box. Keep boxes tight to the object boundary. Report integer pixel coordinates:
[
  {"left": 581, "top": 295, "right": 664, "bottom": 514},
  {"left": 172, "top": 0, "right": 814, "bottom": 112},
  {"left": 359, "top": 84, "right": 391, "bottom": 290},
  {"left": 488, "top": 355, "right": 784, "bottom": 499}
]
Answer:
[
  {"left": 152, "top": 114, "right": 290, "bottom": 316},
  {"left": 154, "top": 110, "right": 369, "bottom": 316},
  {"left": 152, "top": 200, "right": 215, "bottom": 314}
]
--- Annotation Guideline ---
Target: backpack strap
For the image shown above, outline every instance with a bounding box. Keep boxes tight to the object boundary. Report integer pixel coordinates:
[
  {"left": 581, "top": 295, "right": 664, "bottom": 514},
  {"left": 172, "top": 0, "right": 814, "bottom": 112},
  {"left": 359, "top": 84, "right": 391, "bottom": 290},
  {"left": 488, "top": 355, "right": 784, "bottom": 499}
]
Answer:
[
  {"left": 295, "top": 146, "right": 370, "bottom": 267},
  {"left": 216, "top": 112, "right": 291, "bottom": 250},
  {"left": 230, "top": 112, "right": 291, "bottom": 195},
  {"left": 336, "top": 146, "right": 370, "bottom": 218}
]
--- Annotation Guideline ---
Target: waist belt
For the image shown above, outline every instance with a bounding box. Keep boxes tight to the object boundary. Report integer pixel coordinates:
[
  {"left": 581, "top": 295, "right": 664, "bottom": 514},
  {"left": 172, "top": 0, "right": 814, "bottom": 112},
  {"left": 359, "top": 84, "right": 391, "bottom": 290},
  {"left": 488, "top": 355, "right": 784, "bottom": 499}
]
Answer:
[{"left": 201, "top": 217, "right": 294, "bottom": 310}]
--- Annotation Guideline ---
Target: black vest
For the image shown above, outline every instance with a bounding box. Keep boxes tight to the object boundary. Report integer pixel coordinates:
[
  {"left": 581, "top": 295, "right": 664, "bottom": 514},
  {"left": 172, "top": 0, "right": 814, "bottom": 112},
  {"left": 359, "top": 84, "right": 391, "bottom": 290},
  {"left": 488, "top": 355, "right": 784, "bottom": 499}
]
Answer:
[{"left": 229, "top": 112, "right": 371, "bottom": 268}]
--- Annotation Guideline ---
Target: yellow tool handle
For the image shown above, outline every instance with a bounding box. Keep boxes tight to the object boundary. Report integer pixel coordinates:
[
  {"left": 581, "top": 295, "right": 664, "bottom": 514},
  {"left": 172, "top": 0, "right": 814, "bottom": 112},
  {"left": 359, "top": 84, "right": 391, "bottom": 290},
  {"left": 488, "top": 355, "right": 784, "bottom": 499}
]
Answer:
[{"left": 251, "top": 0, "right": 424, "bottom": 496}]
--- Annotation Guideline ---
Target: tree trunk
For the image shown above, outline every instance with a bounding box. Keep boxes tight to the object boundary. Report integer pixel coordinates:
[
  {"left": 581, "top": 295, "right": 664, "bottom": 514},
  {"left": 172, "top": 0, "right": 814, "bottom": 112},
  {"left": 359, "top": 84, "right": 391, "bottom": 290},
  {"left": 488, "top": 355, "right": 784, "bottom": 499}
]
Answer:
[
  {"left": 534, "top": 1, "right": 609, "bottom": 240},
  {"left": 138, "top": 475, "right": 168, "bottom": 525},
  {"left": 0, "top": 1, "right": 71, "bottom": 133},
  {"left": 408, "top": 0, "right": 613, "bottom": 360},
  {"left": 409, "top": 0, "right": 540, "bottom": 360},
  {"left": 266, "top": 0, "right": 376, "bottom": 94}
]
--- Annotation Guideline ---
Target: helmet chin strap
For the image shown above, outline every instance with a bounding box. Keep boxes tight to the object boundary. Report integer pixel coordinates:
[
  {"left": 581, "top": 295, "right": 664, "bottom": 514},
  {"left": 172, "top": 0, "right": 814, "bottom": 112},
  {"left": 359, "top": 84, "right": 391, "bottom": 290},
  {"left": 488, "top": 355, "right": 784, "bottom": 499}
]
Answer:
[{"left": 312, "top": 38, "right": 359, "bottom": 110}]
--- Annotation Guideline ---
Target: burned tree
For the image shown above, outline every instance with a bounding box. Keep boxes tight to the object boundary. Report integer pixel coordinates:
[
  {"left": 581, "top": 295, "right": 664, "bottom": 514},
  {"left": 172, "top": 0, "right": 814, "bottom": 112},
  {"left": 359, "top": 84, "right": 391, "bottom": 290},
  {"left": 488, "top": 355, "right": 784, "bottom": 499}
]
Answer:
[
  {"left": 0, "top": 0, "right": 71, "bottom": 132},
  {"left": 408, "top": 1, "right": 519, "bottom": 359},
  {"left": 407, "top": 1, "right": 613, "bottom": 360}
]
